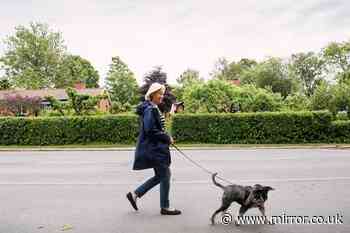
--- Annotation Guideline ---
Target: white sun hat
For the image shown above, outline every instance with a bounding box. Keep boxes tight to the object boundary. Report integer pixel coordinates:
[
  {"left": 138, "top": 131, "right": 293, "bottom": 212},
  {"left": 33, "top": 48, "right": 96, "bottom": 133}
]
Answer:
[{"left": 145, "top": 83, "right": 166, "bottom": 101}]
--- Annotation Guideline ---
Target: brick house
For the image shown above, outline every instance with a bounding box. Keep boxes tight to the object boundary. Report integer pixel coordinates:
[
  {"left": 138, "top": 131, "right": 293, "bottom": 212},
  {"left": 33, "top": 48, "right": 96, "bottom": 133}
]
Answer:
[{"left": 0, "top": 83, "right": 111, "bottom": 116}]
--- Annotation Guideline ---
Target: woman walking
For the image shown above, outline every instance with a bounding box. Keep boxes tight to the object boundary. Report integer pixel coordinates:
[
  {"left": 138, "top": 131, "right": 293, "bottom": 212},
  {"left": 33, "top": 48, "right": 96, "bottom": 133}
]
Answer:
[{"left": 126, "top": 83, "right": 181, "bottom": 215}]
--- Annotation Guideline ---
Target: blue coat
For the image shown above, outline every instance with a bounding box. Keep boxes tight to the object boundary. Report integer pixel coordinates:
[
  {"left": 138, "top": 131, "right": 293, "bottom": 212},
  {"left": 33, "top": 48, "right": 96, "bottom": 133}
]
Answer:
[{"left": 133, "top": 101, "right": 171, "bottom": 170}]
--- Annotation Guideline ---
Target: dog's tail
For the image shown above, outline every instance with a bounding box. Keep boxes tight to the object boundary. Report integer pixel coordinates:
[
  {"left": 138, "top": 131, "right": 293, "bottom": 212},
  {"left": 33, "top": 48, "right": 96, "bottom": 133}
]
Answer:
[{"left": 212, "top": 173, "right": 225, "bottom": 189}]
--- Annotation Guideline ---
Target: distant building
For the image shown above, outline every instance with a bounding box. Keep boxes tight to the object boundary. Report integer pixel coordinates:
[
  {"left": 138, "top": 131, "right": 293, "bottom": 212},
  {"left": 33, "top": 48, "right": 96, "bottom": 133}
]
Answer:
[
  {"left": 0, "top": 82, "right": 111, "bottom": 116},
  {"left": 229, "top": 79, "right": 240, "bottom": 86}
]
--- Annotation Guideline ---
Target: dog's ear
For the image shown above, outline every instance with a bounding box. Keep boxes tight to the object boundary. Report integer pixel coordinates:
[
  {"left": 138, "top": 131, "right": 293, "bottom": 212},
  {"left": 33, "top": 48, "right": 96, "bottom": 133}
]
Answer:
[{"left": 264, "top": 186, "right": 275, "bottom": 191}]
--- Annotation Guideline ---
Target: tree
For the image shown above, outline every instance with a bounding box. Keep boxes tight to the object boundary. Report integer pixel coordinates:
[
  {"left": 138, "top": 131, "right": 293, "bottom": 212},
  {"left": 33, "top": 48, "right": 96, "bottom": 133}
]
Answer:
[
  {"left": 323, "top": 41, "right": 350, "bottom": 72},
  {"left": 239, "top": 58, "right": 258, "bottom": 69},
  {"left": 176, "top": 69, "right": 203, "bottom": 86},
  {"left": 182, "top": 80, "right": 282, "bottom": 113},
  {"left": 211, "top": 57, "right": 257, "bottom": 81},
  {"left": 0, "top": 79, "right": 11, "bottom": 90},
  {"left": 210, "top": 57, "right": 229, "bottom": 80},
  {"left": 45, "top": 87, "right": 107, "bottom": 116},
  {"left": 44, "top": 96, "right": 67, "bottom": 116},
  {"left": 329, "top": 83, "right": 350, "bottom": 117},
  {"left": 181, "top": 82, "right": 208, "bottom": 113},
  {"left": 55, "top": 55, "right": 99, "bottom": 88},
  {"left": 337, "top": 71, "right": 350, "bottom": 85},
  {"left": 323, "top": 40, "right": 350, "bottom": 84},
  {"left": 0, "top": 22, "right": 66, "bottom": 89},
  {"left": 238, "top": 85, "right": 283, "bottom": 112},
  {"left": 309, "top": 81, "right": 332, "bottom": 111},
  {"left": 308, "top": 79, "right": 350, "bottom": 117},
  {"left": 282, "top": 93, "right": 310, "bottom": 111},
  {"left": 241, "top": 57, "right": 296, "bottom": 98},
  {"left": 174, "top": 69, "right": 203, "bottom": 101},
  {"left": 170, "top": 85, "right": 184, "bottom": 102},
  {"left": 66, "top": 87, "right": 103, "bottom": 115},
  {"left": 105, "top": 56, "right": 139, "bottom": 110},
  {"left": 45, "top": 88, "right": 105, "bottom": 116},
  {"left": 140, "top": 66, "right": 176, "bottom": 113},
  {"left": 289, "top": 52, "right": 326, "bottom": 96}
]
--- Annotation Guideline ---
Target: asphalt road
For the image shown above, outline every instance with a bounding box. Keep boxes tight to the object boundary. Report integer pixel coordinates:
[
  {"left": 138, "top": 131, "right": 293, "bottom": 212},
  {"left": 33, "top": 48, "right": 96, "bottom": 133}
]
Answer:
[{"left": 0, "top": 148, "right": 349, "bottom": 233}]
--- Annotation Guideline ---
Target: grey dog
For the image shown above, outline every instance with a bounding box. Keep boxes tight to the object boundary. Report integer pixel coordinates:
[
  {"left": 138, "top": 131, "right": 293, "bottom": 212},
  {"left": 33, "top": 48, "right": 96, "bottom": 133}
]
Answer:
[{"left": 211, "top": 173, "right": 274, "bottom": 225}]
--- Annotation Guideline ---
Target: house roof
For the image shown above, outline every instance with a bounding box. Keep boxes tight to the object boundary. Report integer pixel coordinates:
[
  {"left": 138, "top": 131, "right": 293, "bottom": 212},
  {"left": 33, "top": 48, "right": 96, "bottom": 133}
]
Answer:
[
  {"left": 0, "top": 88, "right": 105, "bottom": 100},
  {"left": 229, "top": 80, "right": 241, "bottom": 86}
]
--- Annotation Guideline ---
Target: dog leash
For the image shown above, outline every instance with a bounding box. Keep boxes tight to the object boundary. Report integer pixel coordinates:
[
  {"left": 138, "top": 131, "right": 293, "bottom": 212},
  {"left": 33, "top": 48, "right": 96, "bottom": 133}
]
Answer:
[{"left": 171, "top": 143, "right": 234, "bottom": 185}]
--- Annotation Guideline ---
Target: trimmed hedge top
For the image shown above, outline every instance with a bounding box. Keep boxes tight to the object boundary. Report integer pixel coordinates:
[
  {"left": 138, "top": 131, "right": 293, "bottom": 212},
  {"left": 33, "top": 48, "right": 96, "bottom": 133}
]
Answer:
[
  {"left": 0, "top": 115, "right": 139, "bottom": 145},
  {"left": 171, "top": 111, "right": 333, "bottom": 144},
  {"left": 0, "top": 111, "right": 348, "bottom": 145}
]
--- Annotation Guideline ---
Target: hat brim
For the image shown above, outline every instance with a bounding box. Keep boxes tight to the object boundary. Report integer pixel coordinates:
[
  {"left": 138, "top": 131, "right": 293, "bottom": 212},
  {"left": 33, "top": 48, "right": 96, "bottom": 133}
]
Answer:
[{"left": 145, "top": 85, "right": 165, "bottom": 101}]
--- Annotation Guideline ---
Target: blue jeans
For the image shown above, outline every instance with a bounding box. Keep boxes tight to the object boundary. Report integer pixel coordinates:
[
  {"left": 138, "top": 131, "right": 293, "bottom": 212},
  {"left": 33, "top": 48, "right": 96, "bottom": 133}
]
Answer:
[{"left": 134, "top": 166, "right": 171, "bottom": 209}]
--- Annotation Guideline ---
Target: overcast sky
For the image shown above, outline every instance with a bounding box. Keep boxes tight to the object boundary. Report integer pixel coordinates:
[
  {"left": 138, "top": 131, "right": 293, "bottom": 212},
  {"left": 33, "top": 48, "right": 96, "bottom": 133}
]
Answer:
[{"left": 1, "top": 0, "right": 349, "bottom": 86}]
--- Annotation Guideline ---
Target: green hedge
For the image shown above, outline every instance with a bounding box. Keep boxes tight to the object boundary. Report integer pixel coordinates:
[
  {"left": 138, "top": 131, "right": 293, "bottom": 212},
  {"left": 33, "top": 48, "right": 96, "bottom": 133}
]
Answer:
[
  {"left": 171, "top": 111, "right": 333, "bottom": 144},
  {"left": 0, "top": 115, "right": 139, "bottom": 145},
  {"left": 330, "top": 120, "right": 350, "bottom": 143},
  {"left": 0, "top": 111, "right": 348, "bottom": 145}
]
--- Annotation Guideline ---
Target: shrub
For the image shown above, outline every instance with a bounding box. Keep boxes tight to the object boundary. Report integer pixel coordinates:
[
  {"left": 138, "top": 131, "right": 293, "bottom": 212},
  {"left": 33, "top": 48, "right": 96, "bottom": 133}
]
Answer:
[
  {"left": 0, "top": 94, "right": 41, "bottom": 116},
  {"left": 330, "top": 120, "right": 350, "bottom": 143},
  {"left": 0, "top": 115, "right": 139, "bottom": 145},
  {"left": 171, "top": 111, "right": 332, "bottom": 144}
]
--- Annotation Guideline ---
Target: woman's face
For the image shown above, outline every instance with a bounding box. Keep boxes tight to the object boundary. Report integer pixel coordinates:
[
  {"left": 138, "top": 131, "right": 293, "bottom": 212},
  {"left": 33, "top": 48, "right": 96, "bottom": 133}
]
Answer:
[{"left": 151, "top": 90, "right": 164, "bottom": 105}]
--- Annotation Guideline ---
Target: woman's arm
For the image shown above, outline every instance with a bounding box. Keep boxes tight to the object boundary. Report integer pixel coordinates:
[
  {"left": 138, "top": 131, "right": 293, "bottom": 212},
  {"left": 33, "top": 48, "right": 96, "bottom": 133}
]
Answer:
[{"left": 143, "top": 107, "right": 171, "bottom": 144}]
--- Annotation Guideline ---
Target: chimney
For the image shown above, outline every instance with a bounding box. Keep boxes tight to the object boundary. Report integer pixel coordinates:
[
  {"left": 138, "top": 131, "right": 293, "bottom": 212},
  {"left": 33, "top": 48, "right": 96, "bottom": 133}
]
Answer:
[{"left": 74, "top": 81, "right": 86, "bottom": 90}]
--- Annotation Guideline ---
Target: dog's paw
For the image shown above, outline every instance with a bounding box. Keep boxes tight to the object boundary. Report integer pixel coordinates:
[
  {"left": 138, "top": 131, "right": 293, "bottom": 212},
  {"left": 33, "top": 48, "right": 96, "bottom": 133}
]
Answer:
[{"left": 210, "top": 218, "right": 215, "bottom": 225}]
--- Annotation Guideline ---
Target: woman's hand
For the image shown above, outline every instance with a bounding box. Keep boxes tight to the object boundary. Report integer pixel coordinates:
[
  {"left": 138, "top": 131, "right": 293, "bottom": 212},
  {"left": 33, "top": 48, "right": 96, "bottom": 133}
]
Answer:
[{"left": 170, "top": 136, "right": 175, "bottom": 145}]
